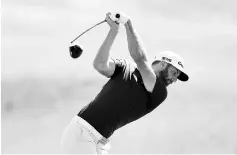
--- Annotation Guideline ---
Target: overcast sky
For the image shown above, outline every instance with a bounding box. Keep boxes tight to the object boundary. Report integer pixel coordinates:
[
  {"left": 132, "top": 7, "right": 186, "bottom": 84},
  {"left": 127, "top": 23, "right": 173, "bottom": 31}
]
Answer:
[{"left": 2, "top": 0, "right": 237, "bottom": 88}]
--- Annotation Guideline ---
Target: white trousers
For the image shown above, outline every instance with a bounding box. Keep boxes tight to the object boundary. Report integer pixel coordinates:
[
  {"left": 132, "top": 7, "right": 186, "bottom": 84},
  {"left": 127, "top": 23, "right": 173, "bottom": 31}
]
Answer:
[{"left": 61, "top": 116, "right": 111, "bottom": 154}]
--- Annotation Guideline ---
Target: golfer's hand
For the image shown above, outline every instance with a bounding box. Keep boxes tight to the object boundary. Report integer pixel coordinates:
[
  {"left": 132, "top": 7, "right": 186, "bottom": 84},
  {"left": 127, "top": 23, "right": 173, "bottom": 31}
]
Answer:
[
  {"left": 115, "top": 12, "right": 129, "bottom": 24},
  {"left": 106, "top": 12, "right": 119, "bottom": 31},
  {"left": 108, "top": 12, "right": 130, "bottom": 25}
]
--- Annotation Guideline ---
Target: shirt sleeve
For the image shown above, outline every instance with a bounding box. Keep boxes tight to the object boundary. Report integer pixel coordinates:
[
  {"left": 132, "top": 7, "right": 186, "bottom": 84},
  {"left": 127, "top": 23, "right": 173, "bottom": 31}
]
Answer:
[
  {"left": 110, "top": 58, "right": 135, "bottom": 79},
  {"left": 146, "top": 77, "right": 168, "bottom": 112}
]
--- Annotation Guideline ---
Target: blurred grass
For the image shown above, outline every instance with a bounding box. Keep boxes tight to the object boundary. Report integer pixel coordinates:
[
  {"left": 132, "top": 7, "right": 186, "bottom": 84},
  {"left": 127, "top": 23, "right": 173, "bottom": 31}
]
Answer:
[{"left": 1, "top": 76, "right": 237, "bottom": 154}]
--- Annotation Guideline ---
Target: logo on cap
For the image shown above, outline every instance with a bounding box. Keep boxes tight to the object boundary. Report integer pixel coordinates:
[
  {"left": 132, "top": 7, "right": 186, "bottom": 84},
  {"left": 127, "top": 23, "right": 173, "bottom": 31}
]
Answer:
[
  {"left": 162, "top": 57, "right": 172, "bottom": 62},
  {"left": 178, "top": 61, "right": 184, "bottom": 68}
]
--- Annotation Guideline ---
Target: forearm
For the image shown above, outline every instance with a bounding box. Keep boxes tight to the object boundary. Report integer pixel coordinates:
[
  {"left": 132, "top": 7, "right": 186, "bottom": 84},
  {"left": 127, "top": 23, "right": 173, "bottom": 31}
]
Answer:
[
  {"left": 93, "top": 29, "right": 118, "bottom": 65},
  {"left": 125, "top": 20, "right": 148, "bottom": 62}
]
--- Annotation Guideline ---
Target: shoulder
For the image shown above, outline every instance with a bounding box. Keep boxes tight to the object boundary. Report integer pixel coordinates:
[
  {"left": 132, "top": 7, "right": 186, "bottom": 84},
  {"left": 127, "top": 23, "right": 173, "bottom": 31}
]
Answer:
[
  {"left": 146, "top": 76, "right": 168, "bottom": 112},
  {"left": 151, "top": 76, "right": 168, "bottom": 100}
]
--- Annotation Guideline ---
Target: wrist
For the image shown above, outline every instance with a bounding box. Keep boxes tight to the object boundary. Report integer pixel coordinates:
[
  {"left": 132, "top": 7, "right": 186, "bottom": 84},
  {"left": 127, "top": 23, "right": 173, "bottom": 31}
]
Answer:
[
  {"left": 109, "top": 27, "right": 119, "bottom": 34},
  {"left": 125, "top": 19, "right": 131, "bottom": 27}
]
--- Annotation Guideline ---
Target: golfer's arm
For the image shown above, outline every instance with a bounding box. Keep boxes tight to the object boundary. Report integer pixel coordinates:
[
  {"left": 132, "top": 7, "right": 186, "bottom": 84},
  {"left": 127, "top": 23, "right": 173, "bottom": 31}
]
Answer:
[
  {"left": 93, "top": 29, "right": 118, "bottom": 77},
  {"left": 125, "top": 20, "right": 148, "bottom": 63},
  {"left": 125, "top": 20, "right": 156, "bottom": 92}
]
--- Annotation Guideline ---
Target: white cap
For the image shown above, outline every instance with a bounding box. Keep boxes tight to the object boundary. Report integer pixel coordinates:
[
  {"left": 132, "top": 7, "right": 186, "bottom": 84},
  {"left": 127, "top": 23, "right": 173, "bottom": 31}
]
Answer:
[{"left": 153, "top": 51, "right": 189, "bottom": 81}]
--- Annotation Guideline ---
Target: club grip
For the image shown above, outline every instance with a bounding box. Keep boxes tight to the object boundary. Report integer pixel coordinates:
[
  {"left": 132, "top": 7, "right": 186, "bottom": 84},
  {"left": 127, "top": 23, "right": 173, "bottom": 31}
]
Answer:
[{"left": 110, "top": 13, "right": 128, "bottom": 24}]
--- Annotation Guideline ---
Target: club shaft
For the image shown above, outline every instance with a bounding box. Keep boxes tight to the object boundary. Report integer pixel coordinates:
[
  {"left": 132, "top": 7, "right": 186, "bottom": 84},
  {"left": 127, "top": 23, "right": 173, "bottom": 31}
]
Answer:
[{"left": 71, "top": 20, "right": 106, "bottom": 44}]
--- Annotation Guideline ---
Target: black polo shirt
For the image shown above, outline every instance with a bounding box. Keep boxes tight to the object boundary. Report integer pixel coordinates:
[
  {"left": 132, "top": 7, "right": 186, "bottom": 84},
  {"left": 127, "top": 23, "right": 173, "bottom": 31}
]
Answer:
[{"left": 78, "top": 59, "right": 167, "bottom": 138}]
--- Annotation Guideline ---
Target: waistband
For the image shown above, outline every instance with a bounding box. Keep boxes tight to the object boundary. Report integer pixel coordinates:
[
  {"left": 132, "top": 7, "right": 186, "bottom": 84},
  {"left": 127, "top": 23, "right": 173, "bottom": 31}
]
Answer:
[{"left": 71, "top": 116, "right": 109, "bottom": 144}]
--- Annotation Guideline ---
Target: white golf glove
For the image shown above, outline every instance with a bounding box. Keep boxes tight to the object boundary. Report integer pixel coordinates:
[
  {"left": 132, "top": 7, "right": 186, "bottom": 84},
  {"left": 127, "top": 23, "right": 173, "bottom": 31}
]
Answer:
[{"left": 109, "top": 12, "right": 129, "bottom": 24}]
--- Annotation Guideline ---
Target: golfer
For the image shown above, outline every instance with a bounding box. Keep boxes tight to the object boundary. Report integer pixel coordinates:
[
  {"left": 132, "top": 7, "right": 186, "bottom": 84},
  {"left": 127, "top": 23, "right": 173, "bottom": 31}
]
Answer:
[{"left": 61, "top": 12, "right": 189, "bottom": 154}]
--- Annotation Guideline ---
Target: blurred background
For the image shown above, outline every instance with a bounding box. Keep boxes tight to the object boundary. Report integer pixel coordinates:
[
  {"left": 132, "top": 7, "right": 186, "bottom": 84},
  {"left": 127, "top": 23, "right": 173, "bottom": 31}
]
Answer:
[{"left": 1, "top": 0, "right": 237, "bottom": 153}]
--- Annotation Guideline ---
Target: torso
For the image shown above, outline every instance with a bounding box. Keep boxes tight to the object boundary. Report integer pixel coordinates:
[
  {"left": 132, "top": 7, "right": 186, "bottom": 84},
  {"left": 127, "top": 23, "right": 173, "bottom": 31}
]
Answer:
[{"left": 78, "top": 59, "right": 167, "bottom": 138}]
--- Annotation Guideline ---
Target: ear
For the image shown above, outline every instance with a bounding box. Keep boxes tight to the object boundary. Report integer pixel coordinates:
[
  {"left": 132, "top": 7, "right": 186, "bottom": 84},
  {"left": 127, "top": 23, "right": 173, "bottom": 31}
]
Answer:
[{"left": 160, "top": 61, "right": 168, "bottom": 70}]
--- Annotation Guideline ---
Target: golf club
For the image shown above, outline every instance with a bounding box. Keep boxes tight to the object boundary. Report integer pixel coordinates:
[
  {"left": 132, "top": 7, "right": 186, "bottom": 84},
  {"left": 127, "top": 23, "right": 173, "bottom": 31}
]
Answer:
[
  {"left": 69, "top": 13, "right": 121, "bottom": 59},
  {"left": 69, "top": 20, "right": 106, "bottom": 59}
]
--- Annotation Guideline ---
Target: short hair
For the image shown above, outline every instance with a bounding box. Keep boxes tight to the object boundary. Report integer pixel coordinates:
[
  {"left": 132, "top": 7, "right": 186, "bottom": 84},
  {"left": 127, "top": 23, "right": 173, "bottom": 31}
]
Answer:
[{"left": 152, "top": 60, "right": 161, "bottom": 65}]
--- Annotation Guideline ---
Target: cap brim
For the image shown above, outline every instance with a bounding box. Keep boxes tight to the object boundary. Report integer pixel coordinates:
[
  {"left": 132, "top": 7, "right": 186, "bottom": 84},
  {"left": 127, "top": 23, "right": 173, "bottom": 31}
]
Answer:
[{"left": 178, "top": 71, "right": 189, "bottom": 81}]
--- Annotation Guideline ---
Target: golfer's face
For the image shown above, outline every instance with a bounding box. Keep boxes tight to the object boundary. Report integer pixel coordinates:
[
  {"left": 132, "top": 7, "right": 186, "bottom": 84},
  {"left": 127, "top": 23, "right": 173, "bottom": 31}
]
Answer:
[{"left": 164, "top": 65, "right": 180, "bottom": 86}]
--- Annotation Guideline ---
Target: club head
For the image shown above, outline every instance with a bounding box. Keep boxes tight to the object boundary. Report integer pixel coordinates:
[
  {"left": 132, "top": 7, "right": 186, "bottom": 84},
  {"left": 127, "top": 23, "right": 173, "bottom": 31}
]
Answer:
[{"left": 69, "top": 45, "right": 83, "bottom": 59}]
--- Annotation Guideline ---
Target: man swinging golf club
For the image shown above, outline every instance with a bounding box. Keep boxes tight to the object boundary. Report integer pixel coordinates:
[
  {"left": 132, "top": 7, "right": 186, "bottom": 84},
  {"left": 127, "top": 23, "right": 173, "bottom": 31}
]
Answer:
[{"left": 61, "top": 12, "right": 189, "bottom": 154}]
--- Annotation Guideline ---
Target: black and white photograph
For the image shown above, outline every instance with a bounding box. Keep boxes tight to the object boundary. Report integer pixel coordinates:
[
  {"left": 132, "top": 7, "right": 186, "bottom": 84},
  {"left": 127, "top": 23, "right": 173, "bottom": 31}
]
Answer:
[{"left": 1, "top": 0, "right": 237, "bottom": 154}]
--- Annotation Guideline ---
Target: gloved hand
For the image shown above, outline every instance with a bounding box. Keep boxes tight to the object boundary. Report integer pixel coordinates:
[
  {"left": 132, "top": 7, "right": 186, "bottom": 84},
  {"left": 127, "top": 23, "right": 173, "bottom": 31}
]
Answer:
[{"left": 109, "top": 12, "right": 129, "bottom": 24}]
